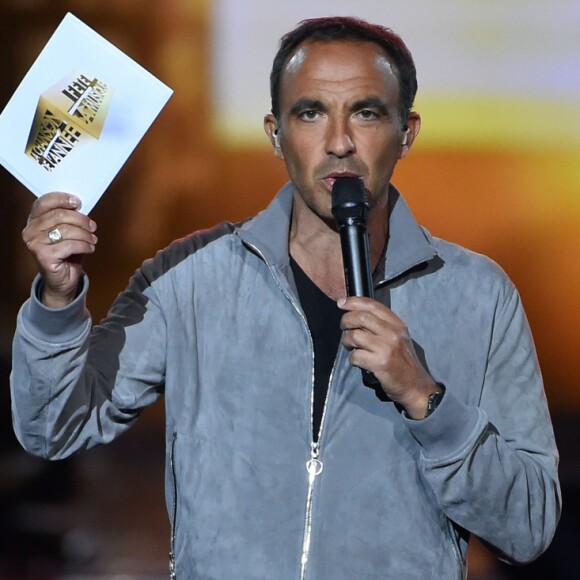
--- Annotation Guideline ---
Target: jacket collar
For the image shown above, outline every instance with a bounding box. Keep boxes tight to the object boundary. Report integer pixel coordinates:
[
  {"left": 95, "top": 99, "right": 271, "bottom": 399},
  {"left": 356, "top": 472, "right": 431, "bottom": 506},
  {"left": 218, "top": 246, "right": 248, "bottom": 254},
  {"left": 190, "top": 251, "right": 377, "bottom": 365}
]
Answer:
[
  {"left": 381, "top": 184, "right": 438, "bottom": 283},
  {"left": 237, "top": 182, "right": 437, "bottom": 282}
]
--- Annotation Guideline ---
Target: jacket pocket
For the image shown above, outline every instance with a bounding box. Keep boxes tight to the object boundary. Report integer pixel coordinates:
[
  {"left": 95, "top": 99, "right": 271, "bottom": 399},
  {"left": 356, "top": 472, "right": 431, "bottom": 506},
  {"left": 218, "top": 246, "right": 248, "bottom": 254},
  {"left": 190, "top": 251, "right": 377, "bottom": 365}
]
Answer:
[
  {"left": 446, "top": 519, "right": 466, "bottom": 580},
  {"left": 169, "top": 431, "right": 178, "bottom": 579}
]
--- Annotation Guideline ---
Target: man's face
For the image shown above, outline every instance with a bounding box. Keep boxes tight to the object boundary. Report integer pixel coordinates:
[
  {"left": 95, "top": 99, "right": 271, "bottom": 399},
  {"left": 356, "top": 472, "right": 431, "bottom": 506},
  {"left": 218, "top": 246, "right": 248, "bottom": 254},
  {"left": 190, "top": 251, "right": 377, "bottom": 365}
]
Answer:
[{"left": 265, "top": 40, "right": 419, "bottom": 222}]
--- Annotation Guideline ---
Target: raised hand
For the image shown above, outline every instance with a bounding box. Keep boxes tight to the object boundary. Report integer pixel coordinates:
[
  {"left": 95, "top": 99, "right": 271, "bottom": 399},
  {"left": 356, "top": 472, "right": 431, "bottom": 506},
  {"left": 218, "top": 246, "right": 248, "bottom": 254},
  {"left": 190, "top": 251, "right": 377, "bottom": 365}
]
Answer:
[{"left": 22, "top": 192, "right": 98, "bottom": 308}]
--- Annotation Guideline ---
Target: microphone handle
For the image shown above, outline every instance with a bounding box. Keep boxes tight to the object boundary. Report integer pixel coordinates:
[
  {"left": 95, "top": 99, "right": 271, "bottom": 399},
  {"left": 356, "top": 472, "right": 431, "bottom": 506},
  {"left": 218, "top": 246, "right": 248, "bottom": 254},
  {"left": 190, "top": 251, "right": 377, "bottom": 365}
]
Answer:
[
  {"left": 338, "top": 222, "right": 381, "bottom": 389},
  {"left": 338, "top": 222, "right": 374, "bottom": 299}
]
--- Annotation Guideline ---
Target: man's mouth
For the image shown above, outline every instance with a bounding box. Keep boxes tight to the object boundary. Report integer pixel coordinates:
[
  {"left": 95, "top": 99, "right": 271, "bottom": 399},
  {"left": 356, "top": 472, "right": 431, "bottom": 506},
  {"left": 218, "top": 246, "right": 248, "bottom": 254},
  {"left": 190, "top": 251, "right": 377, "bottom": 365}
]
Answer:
[{"left": 321, "top": 172, "right": 362, "bottom": 190}]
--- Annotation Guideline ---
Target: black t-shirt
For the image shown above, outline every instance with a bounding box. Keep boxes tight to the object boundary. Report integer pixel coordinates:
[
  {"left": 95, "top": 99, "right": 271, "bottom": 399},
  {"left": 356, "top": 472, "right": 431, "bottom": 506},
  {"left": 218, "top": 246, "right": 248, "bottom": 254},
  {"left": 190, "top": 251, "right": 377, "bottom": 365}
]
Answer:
[{"left": 290, "top": 256, "right": 343, "bottom": 442}]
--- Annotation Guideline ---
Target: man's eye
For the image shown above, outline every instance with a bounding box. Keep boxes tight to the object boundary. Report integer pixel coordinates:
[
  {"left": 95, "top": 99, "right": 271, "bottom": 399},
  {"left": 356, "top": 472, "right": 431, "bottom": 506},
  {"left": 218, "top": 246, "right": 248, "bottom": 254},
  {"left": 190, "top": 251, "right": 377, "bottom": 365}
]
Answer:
[
  {"left": 299, "top": 110, "right": 321, "bottom": 121},
  {"left": 356, "top": 109, "right": 379, "bottom": 120}
]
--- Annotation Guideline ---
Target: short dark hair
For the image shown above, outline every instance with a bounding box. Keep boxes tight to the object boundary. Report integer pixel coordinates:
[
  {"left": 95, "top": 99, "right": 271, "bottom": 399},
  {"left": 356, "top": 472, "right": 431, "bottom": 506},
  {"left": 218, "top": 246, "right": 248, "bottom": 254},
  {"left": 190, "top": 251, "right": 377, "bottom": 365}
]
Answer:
[{"left": 270, "top": 16, "right": 418, "bottom": 128}]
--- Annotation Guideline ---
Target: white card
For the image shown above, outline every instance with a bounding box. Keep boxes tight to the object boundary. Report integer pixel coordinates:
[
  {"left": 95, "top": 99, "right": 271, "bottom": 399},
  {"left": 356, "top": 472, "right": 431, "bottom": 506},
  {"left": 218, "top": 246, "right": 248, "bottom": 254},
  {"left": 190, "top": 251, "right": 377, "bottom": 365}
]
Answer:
[{"left": 0, "top": 12, "right": 173, "bottom": 214}]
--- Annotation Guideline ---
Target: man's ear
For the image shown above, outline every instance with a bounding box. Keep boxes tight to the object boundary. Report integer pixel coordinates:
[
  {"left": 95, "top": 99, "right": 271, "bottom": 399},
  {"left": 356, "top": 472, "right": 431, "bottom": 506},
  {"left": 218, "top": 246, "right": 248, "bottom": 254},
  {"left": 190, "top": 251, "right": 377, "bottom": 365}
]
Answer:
[
  {"left": 264, "top": 114, "right": 284, "bottom": 158},
  {"left": 398, "top": 112, "right": 421, "bottom": 159}
]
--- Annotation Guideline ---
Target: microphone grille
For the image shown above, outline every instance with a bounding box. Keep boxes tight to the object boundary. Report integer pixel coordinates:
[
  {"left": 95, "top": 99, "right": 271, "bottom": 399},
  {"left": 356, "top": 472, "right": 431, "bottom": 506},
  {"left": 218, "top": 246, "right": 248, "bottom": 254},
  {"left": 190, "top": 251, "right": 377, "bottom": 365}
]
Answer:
[{"left": 331, "top": 177, "right": 369, "bottom": 225}]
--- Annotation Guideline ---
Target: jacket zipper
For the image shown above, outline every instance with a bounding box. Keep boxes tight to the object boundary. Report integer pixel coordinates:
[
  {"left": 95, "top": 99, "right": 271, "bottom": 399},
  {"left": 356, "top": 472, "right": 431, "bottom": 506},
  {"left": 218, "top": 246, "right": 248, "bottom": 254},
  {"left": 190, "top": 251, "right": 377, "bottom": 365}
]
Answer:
[
  {"left": 446, "top": 519, "right": 465, "bottom": 580},
  {"left": 299, "top": 354, "right": 337, "bottom": 580},
  {"left": 169, "top": 431, "right": 178, "bottom": 580},
  {"left": 240, "top": 239, "right": 336, "bottom": 580},
  {"left": 272, "top": 269, "right": 335, "bottom": 580}
]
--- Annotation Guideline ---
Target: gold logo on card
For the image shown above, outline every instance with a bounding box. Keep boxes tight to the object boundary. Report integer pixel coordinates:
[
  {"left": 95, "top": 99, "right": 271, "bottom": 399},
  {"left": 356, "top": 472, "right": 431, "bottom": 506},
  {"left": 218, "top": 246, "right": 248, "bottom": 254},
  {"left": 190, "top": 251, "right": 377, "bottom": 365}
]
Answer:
[{"left": 25, "top": 73, "right": 114, "bottom": 172}]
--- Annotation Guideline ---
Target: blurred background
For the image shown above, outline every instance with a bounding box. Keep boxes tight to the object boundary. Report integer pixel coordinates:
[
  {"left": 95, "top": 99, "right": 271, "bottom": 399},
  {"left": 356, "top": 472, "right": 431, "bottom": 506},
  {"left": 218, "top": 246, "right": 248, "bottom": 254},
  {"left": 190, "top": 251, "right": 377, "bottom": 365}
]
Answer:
[{"left": 0, "top": 0, "right": 578, "bottom": 578}]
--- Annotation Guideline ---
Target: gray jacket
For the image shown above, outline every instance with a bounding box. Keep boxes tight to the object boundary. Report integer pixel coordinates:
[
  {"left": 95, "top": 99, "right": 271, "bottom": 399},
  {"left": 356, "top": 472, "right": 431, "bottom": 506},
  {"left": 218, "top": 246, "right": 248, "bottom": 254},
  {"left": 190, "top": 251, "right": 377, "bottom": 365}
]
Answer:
[{"left": 11, "top": 184, "right": 560, "bottom": 579}]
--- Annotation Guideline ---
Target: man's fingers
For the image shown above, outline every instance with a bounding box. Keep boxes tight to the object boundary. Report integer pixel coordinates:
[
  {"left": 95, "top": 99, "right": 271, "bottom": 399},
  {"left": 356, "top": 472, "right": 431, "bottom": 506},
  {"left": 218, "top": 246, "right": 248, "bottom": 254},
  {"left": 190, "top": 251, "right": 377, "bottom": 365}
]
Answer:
[
  {"left": 40, "top": 223, "right": 98, "bottom": 248},
  {"left": 42, "top": 239, "right": 97, "bottom": 261},
  {"left": 342, "top": 326, "right": 391, "bottom": 353},
  {"left": 24, "top": 204, "right": 96, "bottom": 248},
  {"left": 342, "top": 328, "right": 366, "bottom": 351},
  {"left": 29, "top": 192, "right": 82, "bottom": 220},
  {"left": 31, "top": 236, "right": 97, "bottom": 270},
  {"left": 22, "top": 206, "right": 98, "bottom": 279},
  {"left": 340, "top": 308, "right": 404, "bottom": 341},
  {"left": 340, "top": 310, "right": 379, "bottom": 335},
  {"left": 338, "top": 296, "right": 399, "bottom": 323},
  {"left": 21, "top": 192, "right": 95, "bottom": 307}
]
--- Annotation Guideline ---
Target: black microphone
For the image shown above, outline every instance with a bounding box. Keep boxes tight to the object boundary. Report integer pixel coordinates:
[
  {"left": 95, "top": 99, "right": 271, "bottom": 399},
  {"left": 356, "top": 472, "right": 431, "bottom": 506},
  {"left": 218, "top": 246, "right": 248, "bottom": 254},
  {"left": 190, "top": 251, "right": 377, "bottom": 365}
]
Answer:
[
  {"left": 332, "top": 176, "right": 381, "bottom": 389},
  {"left": 331, "top": 176, "right": 374, "bottom": 299}
]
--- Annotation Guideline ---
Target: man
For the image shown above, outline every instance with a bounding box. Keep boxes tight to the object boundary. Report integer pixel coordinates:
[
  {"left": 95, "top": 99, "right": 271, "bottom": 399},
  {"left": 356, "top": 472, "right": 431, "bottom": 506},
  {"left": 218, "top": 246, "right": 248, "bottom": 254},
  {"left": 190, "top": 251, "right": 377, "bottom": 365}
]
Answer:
[{"left": 11, "top": 16, "right": 560, "bottom": 579}]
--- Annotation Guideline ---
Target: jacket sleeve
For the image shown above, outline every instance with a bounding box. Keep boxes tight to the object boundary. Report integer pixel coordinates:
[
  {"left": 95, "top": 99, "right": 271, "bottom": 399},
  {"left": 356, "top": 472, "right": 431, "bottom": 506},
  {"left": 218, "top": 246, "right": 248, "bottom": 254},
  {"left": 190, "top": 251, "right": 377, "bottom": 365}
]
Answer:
[
  {"left": 404, "top": 285, "right": 561, "bottom": 564},
  {"left": 11, "top": 268, "right": 166, "bottom": 460}
]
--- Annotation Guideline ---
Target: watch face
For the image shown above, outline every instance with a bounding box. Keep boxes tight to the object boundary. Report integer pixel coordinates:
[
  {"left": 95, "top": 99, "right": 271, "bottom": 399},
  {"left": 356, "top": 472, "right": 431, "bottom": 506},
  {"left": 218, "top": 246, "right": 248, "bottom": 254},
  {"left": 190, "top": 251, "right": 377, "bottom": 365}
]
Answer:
[{"left": 426, "top": 389, "right": 444, "bottom": 417}]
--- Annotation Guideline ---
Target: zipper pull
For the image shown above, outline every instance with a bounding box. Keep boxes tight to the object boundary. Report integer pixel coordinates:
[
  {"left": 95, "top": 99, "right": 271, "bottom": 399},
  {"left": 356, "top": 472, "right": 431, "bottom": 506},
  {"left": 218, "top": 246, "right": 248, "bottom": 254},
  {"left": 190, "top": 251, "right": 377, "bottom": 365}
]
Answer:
[
  {"left": 305, "top": 441, "right": 323, "bottom": 479},
  {"left": 300, "top": 441, "right": 324, "bottom": 579}
]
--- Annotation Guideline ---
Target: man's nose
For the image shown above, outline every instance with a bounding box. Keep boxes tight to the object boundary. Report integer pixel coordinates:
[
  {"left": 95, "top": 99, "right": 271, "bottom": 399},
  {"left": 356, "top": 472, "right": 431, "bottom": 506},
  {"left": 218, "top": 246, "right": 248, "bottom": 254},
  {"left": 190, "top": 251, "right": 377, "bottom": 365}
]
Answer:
[{"left": 325, "top": 118, "right": 355, "bottom": 158}]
